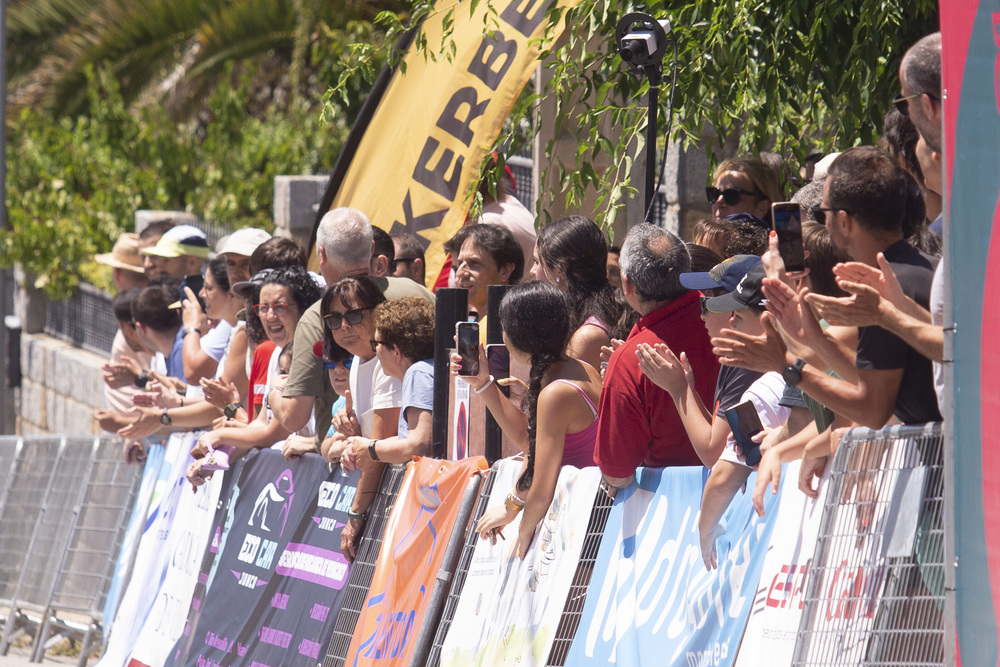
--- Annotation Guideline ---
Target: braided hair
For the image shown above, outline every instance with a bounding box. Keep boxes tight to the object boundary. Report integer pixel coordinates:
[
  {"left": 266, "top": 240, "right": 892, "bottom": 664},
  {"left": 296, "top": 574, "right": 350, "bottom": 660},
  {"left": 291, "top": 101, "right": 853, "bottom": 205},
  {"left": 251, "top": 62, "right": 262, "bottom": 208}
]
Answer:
[{"left": 498, "top": 281, "right": 570, "bottom": 494}]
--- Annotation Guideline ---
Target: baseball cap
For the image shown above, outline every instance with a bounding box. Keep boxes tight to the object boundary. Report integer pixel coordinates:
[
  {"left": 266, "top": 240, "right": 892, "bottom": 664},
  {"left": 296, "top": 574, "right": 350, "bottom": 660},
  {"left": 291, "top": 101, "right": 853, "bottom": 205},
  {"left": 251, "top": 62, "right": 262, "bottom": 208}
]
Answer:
[
  {"left": 680, "top": 254, "right": 761, "bottom": 292},
  {"left": 95, "top": 233, "right": 145, "bottom": 274},
  {"left": 231, "top": 268, "right": 275, "bottom": 300},
  {"left": 217, "top": 228, "right": 271, "bottom": 257},
  {"left": 704, "top": 264, "right": 768, "bottom": 313},
  {"left": 141, "top": 224, "right": 210, "bottom": 258}
]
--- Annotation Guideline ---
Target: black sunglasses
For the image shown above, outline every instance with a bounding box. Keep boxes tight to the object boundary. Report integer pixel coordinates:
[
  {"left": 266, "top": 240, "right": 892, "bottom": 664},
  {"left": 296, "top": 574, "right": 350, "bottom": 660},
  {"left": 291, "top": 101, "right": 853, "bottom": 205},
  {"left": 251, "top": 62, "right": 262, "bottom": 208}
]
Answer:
[
  {"left": 706, "top": 186, "right": 764, "bottom": 206},
  {"left": 369, "top": 338, "right": 387, "bottom": 354},
  {"left": 323, "top": 307, "right": 370, "bottom": 331},
  {"left": 809, "top": 205, "right": 850, "bottom": 226},
  {"left": 892, "top": 91, "right": 938, "bottom": 117}
]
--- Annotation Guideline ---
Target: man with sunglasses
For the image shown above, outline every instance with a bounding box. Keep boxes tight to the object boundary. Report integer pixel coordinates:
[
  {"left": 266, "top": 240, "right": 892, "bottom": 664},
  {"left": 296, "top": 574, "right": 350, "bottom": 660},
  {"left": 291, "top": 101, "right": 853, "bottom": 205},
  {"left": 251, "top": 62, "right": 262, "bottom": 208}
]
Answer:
[
  {"left": 786, "top": 148, "right": 940, "bottom": 432},
  {"left": 267, "top": 207, "right": 433, "bottom": 450}
]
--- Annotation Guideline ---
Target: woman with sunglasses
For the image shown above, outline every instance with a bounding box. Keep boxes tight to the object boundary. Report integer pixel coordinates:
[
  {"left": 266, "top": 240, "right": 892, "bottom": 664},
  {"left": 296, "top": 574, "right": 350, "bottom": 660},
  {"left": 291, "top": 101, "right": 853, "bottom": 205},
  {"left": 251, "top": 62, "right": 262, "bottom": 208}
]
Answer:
[
  {"left": 191, "top": 266, "right": 322, "bottom": 472},
  {"left": 318, "top": 276, "right": 400, "bottom": 461},
  {"left": 456, "top": 282, "right": 602, "bottom": 558},
  {"left": 707, "top": 157, "right": 782, "bottom": 221}
]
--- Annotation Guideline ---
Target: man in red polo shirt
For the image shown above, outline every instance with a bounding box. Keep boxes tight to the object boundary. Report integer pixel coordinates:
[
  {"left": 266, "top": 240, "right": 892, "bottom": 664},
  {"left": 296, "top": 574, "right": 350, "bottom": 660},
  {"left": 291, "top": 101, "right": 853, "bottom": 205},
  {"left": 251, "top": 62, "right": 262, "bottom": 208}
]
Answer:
[{"left": 595, "top": 225, "right": 719, "bottom": 494}]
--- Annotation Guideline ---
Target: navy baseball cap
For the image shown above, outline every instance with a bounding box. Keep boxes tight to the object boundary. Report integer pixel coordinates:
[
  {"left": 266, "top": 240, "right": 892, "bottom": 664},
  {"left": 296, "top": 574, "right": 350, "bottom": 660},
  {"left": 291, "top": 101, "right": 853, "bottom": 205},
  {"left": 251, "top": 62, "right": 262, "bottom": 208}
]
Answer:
[{"left": 704, "top": 264, "right": 768, "bottom": 313}]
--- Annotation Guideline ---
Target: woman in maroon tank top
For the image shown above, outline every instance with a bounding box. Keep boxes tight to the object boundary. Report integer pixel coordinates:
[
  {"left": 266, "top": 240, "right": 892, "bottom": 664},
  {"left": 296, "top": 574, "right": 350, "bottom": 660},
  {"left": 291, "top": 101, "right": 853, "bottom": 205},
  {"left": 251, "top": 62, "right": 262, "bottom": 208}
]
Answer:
[{"left": 453, "top": 281, "right": 603, "bottom": 559}]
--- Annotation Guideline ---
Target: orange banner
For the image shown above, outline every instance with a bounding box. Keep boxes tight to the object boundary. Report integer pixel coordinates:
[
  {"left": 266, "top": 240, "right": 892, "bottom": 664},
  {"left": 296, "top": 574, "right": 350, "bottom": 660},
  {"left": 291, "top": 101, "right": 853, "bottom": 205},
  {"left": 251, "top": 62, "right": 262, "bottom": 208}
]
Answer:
[{"left": 345, "top": 456, "right": 487, "bottom": 665}]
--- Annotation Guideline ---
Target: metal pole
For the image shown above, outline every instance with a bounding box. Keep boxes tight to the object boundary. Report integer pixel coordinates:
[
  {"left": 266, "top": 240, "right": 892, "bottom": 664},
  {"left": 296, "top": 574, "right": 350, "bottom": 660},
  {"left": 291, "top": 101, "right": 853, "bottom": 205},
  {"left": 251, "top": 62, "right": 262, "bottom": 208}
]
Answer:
[
  {"left": 483, "top": 285, "right": 510, "bottom": 464},
  {"left": 643, "top": 76, "right": 659, "bottom": 217},
  {"left": 432, "top": 289, "right": 468, "bottom": 459},
  {"left": 0, "top": 0, "right": 11, "bottom": 435}
]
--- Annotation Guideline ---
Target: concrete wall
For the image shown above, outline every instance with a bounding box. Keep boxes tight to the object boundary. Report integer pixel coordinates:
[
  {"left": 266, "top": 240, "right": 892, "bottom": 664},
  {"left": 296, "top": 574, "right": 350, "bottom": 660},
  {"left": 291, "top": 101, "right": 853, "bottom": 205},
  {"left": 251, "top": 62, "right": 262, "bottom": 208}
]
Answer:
[{"left": 18, "top": 332, "right": 106, "bottom": 436}]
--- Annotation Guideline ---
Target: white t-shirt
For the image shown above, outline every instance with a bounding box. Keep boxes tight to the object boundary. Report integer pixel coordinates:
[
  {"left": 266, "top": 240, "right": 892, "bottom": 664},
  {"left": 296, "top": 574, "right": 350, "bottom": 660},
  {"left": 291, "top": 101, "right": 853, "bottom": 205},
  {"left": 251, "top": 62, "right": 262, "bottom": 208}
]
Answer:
[
  {"left": 349, "top": 355, "right": 403, "bottom": 437},
  {"left": 719, "top": 372, "right": 790, "bottom": 468},
  {"left": 265, "top": 345, "right": 314, "bottom": 448},
  {"left": 930, "top": 257, "right": 946, "bottom": 415}
]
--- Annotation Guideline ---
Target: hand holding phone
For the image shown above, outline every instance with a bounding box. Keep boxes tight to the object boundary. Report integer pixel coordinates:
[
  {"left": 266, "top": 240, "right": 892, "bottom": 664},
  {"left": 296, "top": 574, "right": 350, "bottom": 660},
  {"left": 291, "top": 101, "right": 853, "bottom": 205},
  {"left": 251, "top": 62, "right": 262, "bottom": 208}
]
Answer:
[
  {"left": 771, "top": 202, "right": 805, "bottom": 273},
  {"left": 724, "top": 400, "right": 765, "bottom": 466},
  {"left": 456, "top": 322, "right": 480, "bottom": 376}
]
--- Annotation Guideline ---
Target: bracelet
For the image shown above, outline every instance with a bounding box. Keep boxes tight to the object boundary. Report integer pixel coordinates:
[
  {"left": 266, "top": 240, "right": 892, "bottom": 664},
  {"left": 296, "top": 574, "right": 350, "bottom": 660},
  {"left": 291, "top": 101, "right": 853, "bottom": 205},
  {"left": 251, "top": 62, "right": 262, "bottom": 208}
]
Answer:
[
  {"left": 368, "top": 439, "right": 380, "bottom": 462},
  {"left": 182, "top": 327, "right": 201, "bottom": 337},
  {"left": 474, "top": 375, "right": 496, "bottom": 395},
  {"left": 347, "top": 509, "right": 368, "bottom": 521},
  {"left": 504, "top": 492, "right": 525, "bottom": 513},
  {"left": 264, "top": 387, "right": 279, "bottom": 413}
]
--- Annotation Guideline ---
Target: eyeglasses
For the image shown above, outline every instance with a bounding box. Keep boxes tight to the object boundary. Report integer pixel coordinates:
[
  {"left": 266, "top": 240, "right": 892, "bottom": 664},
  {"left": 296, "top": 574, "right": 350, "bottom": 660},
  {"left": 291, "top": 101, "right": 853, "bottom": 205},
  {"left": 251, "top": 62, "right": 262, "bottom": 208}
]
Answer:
[
  {"left": 369, "top": 338, "right": 386, "bottom": 354},
  {"left": 323, "top": 307, "right": 369, "bottom": 331},
  {"left": 324, "top": 356, "right": 354, "bottom": 370},
  {"left": 891, "top": 92, "right": 921, "bottom": 116},
  {"left": 253, "top": 302, "right": 289, "bottom": 317},
  {"left": 809, "top": 205, "right": 850, "bottom": 226},
  {"left": 706, "top": 186, "right": 764, "bottom": 206},
  {"left": 394, "top": 257, "right": 419, "bottom": 265}
]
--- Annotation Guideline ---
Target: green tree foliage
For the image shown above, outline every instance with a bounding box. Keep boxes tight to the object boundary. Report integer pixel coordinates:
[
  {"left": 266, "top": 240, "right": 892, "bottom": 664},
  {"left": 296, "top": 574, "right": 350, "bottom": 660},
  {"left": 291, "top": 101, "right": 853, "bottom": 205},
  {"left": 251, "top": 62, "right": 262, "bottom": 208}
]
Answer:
[
  {"left": 332, "top": 0, "right": 937, "bottom": 227},
  {"left": 3, "top": 65, "right": 344, "bottom": 297}
]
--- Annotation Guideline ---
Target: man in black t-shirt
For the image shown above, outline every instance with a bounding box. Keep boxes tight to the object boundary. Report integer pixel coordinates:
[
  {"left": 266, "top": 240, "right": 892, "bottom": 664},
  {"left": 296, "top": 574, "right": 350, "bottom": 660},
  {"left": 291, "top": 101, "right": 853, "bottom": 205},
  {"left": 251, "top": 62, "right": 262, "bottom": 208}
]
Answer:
[{"left": 788, "top": 146, "right": 941, "bottom": 427}]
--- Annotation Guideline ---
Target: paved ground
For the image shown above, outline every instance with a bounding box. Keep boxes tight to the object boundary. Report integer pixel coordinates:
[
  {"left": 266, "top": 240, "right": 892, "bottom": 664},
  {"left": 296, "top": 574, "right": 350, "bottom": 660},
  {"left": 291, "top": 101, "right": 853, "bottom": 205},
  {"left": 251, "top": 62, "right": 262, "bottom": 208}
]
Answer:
[{"left": 1, "top": 642, "right": 92, "bottom": 666}]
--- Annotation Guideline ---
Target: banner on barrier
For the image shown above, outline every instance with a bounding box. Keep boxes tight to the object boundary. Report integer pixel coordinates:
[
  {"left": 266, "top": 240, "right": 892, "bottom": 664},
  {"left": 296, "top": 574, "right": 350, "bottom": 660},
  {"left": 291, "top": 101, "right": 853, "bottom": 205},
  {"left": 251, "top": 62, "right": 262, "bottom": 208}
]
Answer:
[
  {"left": 735, "top": 461, "right": 825, "bottom": 666},
  {"left": 565, "top": 466, "right": 780, "bottom": 667},
  {"left": 98, "top": 434, "right": 195, "bottom": 667},
  {"left": 180, "top": 451, "right": 360, "bottom": 667},
  {"left": 128, "top": 471, "right": 223, "bottom": 667},
  {"left": 440, "top": 459, "right": 601, "bottom": 666},
  {"left": 102, "top": 441, "right": 167, "bottom": 635},
  {"left": 346, "top": 456, "right": 488, "bottom": 666}
]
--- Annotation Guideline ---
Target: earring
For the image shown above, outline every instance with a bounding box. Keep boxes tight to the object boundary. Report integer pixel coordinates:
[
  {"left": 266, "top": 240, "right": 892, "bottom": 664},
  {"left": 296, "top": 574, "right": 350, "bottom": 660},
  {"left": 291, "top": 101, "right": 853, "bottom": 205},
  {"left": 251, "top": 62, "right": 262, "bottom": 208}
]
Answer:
[{"left": 555, "top": 277, "right": 561, "bottom": 283}]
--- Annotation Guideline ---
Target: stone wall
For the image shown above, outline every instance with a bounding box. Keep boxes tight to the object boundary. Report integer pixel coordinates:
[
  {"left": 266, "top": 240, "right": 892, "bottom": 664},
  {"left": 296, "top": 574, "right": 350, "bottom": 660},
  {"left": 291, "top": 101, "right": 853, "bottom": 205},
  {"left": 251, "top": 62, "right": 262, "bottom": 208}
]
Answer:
[{"left": 18, "top": 332, "right": 106, "bottom": 436}]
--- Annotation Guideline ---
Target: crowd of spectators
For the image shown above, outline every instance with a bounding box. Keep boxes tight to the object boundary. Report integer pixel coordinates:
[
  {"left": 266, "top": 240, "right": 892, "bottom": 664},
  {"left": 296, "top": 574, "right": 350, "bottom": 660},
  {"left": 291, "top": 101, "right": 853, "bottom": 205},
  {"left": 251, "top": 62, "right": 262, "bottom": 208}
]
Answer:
[{"left": 95, "top": 36, "right": 946, "bottom": 649}]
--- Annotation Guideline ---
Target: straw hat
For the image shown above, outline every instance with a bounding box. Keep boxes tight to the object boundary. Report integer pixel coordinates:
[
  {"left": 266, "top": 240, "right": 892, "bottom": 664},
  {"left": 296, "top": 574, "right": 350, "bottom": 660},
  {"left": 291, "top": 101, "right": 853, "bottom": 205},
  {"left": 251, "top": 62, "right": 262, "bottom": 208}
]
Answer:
[{"left": 95, "top": 233, "right": 145, "bottom": 274}]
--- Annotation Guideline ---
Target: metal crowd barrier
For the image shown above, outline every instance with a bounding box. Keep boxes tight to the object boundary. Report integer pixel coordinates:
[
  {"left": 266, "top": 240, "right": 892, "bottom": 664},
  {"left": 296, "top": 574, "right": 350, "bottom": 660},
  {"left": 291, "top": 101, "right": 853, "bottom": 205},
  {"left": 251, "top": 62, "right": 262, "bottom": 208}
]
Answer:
[
  {"left": 322, "top": 463, "right": 410, "bottom": 667},
  {"left": 0, "top": 435, "right": 142, "bottom": 664},
  {"left": 792, "top": 422, "right": 945, "bottom": 666}
]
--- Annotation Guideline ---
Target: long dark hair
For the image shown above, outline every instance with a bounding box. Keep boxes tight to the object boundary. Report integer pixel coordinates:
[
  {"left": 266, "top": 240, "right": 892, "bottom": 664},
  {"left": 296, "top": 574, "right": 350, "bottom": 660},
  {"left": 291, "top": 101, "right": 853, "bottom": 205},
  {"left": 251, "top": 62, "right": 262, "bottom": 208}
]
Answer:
[
  {"left": 536, "top": 215, "right": 627, "bottom": 335},
  {"left": 499, "top": 282, "right": 570, "bottom": 494}
]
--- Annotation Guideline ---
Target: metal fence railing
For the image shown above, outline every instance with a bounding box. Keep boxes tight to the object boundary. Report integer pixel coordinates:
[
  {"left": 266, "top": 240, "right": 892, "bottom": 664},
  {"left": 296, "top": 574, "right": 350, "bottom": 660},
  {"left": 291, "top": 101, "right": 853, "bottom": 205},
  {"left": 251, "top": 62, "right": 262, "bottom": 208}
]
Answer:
[
  {"left": 45, "top": 284, "right": 117, "bottom": 356},
  {"left": 792, "top": 422, "right": 945, "bottom": 667},
  {"left": 0, "top": 436, "right": 142, "bottom": 664},
  {"left": 322, "top": 463, "right": 409, "bottom": 667}
]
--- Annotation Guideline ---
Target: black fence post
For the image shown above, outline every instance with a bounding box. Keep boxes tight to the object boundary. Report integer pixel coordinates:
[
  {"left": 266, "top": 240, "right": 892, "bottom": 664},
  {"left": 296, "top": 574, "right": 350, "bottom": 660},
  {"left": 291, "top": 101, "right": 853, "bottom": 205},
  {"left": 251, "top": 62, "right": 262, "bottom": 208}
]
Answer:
[
  {"left": 432, "top": 289, "right": 468, "bottom": 459},
  {"left": 483, "top": 285, "right": 510, "bottom": 465}
]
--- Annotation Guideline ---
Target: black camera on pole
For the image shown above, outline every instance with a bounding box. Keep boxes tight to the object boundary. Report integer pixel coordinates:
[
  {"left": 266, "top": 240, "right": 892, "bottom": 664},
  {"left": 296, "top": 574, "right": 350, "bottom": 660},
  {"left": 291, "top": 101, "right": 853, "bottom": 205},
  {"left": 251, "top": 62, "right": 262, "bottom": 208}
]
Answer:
[{"left": 617, "top": 17, "right": 671, "bottom": 69}]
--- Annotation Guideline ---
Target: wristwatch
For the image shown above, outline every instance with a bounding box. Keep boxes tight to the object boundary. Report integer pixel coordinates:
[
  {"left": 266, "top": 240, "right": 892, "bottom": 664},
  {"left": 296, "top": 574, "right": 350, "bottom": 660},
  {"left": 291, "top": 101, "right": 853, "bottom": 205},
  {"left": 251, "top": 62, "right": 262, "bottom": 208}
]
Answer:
[
  {"left": 134, "top": 370, "right": 149, "bottom": 389},
  {"left": 182, "top": 327, "right": 200, "bottom": 337},
  {"left": 347, "top": 509, "right": 368, "bottom": 522},
  {"left": 159, "top": 409, "right": 172, "bottom": 426},
  {"left": 782, "top": 358, "right": 807, "bottom": 386},
  {"left": 224, "top": 402, "right": 242, "bottom": 419}
]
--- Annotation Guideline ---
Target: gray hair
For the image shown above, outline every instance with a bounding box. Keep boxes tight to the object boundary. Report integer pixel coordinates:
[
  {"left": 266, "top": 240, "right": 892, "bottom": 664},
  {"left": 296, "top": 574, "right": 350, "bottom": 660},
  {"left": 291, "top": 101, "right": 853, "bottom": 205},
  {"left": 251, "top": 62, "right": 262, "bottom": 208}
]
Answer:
[
  {"left": 316, "top": 207, "right": 373, "bottom": 269},
  {"left": 902, "top": 32, "right": 941, "bottom": 99},
  {"left": 619, "top": 224, "right": 690, "bottom": 302}
]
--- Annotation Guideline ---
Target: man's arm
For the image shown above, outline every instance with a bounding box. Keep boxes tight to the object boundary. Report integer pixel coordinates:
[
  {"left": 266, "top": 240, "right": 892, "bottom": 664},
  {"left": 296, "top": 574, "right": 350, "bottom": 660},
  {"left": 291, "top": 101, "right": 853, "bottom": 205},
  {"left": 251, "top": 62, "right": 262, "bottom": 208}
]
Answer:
[{"left": 796, "top": 364, "right": 900, "bottom": 429}]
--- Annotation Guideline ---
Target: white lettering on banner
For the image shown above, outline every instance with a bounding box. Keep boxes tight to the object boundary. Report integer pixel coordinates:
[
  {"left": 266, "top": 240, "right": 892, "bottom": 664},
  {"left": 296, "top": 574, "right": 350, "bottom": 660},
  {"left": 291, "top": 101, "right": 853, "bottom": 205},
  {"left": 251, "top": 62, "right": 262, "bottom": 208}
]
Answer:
[
  {"left": 685, "top": 642, "right": 728, "bottom": 667},
  {"left": 583, "top": 492, "right": 758, "bottom": 662},
  {"left": 255, "top": 539, "right": 278, "bottom": 569},
  {"left": 335, "top": 485, "right": 356, "bottom": 513},
  {"left": 276, "top": 549, "right": 349, "bottom": 582},
  {"left": 318, "top": 481, "right": 341, "bottom": 509},
  {"left": 239, "top": 572, "right": 259, "bottom": 589},
  {"left": 238, "top": 533, "right": 261, "bottom": 564}
]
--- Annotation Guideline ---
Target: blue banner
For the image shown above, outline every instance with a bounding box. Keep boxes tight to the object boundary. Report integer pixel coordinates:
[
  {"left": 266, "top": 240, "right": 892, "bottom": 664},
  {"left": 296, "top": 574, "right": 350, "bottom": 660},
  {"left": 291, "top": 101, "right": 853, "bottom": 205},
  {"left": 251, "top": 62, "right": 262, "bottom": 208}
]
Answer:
[{"left": 565, "top": 466, "right": 780, "bottom": 667}]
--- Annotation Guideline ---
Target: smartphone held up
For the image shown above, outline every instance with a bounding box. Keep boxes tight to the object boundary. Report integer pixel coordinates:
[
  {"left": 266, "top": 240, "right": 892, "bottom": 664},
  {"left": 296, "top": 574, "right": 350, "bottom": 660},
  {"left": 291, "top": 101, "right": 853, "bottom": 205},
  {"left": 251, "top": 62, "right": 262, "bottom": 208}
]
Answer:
[
  {"left": 456, "top": 321, "right": 480, "bottom": 376},
  {"left": 771, "top": 202, "right": 805, "bottom": 273}
]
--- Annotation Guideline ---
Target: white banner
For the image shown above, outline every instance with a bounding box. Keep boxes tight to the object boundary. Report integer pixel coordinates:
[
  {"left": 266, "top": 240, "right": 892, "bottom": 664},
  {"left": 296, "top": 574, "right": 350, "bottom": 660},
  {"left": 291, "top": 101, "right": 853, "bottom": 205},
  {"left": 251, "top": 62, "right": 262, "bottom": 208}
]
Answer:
[
  {"left": 440, "top": 460, "right": 600, "bottom": 666},
  {"left": 127, "top": 469, "right": 223, "bottom": 667},
  {"left": 97, "top": 433, "right": 195, "bottom": 667},
  {"left": 735, "top": 461, "right": 827, "bottom": 666}
]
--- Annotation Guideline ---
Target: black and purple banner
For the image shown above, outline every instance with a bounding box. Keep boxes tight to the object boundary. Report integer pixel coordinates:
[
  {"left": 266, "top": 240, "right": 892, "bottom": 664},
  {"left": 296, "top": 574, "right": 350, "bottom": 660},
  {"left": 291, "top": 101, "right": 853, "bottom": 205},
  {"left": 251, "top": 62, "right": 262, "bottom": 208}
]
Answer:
[{"left": 174, "top": 450, "right": 359, "bottom": 667}]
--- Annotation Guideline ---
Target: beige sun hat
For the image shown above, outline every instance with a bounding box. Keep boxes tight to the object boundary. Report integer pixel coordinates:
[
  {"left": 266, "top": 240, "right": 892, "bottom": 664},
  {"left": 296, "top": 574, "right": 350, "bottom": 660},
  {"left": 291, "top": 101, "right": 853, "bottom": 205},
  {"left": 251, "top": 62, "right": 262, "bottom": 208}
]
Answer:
[{"left": 95, "top": 233, "right": 145, "bottom": 274}]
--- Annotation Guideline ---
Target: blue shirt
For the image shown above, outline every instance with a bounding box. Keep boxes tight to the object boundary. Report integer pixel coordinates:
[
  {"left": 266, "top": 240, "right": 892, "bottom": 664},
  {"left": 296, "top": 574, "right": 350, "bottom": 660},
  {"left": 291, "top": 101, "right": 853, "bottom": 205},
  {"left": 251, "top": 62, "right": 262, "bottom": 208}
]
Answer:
[
  {"left": 166, "top": 327, "right": 186, "bottom": 381},
  {"left": 398, "top": 360, "right": 434, "bottom": 438}
]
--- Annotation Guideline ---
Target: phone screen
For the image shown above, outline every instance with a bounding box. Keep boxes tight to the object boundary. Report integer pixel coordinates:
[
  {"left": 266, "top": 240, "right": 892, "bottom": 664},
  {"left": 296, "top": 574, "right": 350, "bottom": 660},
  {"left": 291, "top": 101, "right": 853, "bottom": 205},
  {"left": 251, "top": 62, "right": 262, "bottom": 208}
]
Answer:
[
  {"left": 724, "top": 400, "right": 765, "bottom": 466},
  {"left": 456, "top": 322, "right": 480, "bottom": 376},
  {"left": 486, "top": 344, "right": 510, "bottom": 396},
  {"left": 772, "top": 203, "right": 805, "bottom": 273}
]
